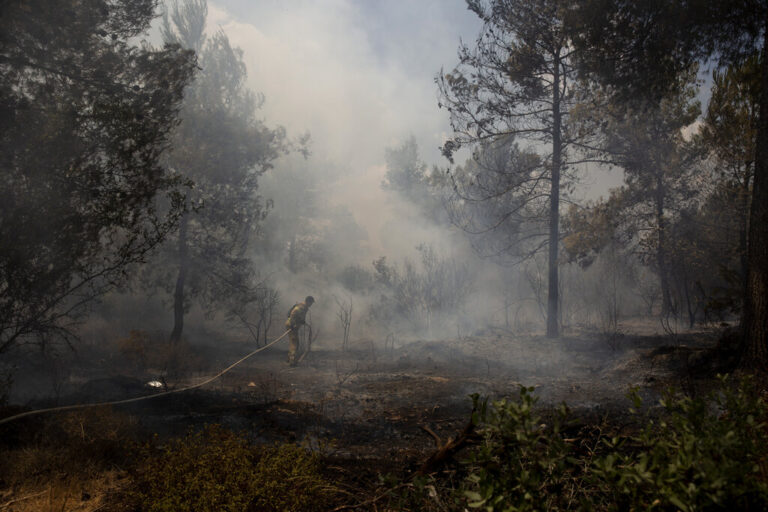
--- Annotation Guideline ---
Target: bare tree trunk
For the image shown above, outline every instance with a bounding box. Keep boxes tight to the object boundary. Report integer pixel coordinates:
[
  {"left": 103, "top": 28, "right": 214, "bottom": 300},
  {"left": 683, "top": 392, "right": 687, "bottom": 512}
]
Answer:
[
  {"left": 655, "top": 172, "right": 672, "bottom": 317},
  {"left": 683, "top": 269, "right": 695, "bottom": 328},
  {"left": 740, "top": 26, "right": 768, "bottom": 371},
  {"left": 546, "top": 52, "right": 562, "bottom": 338},
  {"left": 170, "top": 214, "right": 188, "bottom": 344},
  {"left": 287, "top": 235, "right": 297, "bottom": 274},
  {"left": 504, "top": 293, "right": 511, "bottom": 329},
  {"left": 739, "top": 169, "right": 752, "bottom": 301}
]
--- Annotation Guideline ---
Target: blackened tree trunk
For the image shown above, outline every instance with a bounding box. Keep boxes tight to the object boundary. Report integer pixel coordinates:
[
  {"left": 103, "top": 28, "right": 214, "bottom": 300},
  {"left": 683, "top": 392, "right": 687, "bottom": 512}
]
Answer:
[
  {"left": 287, "top": 235, "right": 297, "bottom": 274},
  {"left": 741, "top": 25, "right": 768, "bottom": 370},
  {"left": 740, "top": 173, "right": 751, "bottom": 298},
  {"left": 170, "top": 214, "right": 189, "bottom": 344},
  {"left": 436, "top": 0, "right": 588, "bottom": 341},
  {"left": 547, "top": 51, "right": 562, "bottom": 339},
  {"left": 655, "top": 171, "right": 673, "bottom": 317}
]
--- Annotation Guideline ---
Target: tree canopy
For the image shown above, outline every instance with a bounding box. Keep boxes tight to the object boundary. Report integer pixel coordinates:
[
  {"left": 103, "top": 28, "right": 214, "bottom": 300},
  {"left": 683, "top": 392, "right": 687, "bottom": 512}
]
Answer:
[
  {"left": 571, "top": 0, "right": 768, "bottom": 369},
  {"left": 438, "top": 0, "right": 599, "bottom": 337},
  {"left": 0, "top": 0, "right": 195, "bottom": 354},
  {"left": 153, "top": 0, "right": 292, "bottom": 343}
]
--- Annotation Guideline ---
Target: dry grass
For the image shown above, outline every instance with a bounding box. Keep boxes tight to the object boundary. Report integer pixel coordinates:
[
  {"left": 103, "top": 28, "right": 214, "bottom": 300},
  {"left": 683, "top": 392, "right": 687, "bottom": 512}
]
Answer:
[
  {"left": 0, "top": 408, "right": 138, "bottom": 512},
  {"left": 0, "top": 471, "right": 129, "bottom": 512}
]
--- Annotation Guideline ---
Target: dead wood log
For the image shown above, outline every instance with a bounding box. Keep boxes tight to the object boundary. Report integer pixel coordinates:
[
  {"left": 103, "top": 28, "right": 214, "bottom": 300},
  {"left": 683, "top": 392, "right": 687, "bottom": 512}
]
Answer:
[{"left": 416, "top": 415, "right": 477, "bottom": 475}]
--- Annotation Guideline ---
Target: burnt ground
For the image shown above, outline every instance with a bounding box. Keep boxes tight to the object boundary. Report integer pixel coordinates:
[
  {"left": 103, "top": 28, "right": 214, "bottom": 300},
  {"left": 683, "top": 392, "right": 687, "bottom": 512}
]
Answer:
[
  {"left": 0, "top": 322, "right": 727, "bottom": 510},
  {"left": 83, "top": 323, "right": 722, "bottom": 462}
]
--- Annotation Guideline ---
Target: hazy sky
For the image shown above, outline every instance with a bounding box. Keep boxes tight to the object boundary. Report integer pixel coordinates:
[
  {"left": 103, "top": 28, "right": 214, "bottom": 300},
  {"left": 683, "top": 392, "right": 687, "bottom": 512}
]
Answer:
[
  {"left": 200, "top": 1, "right": 487, "bottom": 255},
  {"left": 207, "top": 0, "right": 482, "bottom": 171}
]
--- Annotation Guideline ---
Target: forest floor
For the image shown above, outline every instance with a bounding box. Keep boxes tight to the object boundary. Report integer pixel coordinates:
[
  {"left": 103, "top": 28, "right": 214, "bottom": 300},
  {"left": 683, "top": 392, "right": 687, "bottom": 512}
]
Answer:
[{"left": 0, "top": 319, "right": 727, "bottom": 511}]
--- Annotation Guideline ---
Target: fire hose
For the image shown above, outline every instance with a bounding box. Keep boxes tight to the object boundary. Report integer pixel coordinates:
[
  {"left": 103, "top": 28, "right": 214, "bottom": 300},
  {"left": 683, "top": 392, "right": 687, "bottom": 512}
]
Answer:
[{"left": 0, "top": 329, "right": 292, "bottom": 426}]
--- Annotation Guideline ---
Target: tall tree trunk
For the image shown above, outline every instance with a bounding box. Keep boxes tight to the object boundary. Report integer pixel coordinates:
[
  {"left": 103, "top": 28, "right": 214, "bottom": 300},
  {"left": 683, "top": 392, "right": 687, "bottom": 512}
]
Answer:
[
  {"left": 288, "top": 235, "right": 296, "bottom": 274},
  {"left": 683, "top": 269, "right": 695, "bottom": 328},
  {"left": 547, "top": 52, "right": 561, "bottom": 338},
  {"left": 740, "top": 27, "right": 768, "bottom": 371},
  {"left": 655, "top": 171, "right": 672, "bottom": 317},
  {"left": 739, "top": 169, "right": 751, "bottom": 300},
  {"left": 170, "top": 214, "right": 189, "bottom": 344}
]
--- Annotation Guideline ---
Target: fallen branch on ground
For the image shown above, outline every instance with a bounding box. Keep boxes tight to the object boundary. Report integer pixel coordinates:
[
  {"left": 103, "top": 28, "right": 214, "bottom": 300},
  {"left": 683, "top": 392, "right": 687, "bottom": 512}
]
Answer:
[
  {"left": 0, "top": 489, "right": 49, "bottom": 510},
  {"left": 417, "top": 412, "right": 478, "bottom": 475}
]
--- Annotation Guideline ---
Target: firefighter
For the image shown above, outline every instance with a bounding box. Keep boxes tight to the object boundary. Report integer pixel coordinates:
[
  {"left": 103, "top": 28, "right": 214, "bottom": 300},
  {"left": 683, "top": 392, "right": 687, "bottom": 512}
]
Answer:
[{"left": 285, "top": 295, "right": 314, "bottom": 366}]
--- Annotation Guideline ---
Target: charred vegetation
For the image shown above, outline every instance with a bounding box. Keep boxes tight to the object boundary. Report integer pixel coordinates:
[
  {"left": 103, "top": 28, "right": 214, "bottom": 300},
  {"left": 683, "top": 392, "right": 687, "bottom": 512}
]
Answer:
[{"left": 2, "top": 0, "right": 767, "bottom": 510}]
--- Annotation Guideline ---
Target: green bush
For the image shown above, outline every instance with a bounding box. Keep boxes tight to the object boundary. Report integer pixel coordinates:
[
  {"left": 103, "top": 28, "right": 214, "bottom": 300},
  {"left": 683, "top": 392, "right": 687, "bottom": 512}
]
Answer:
[
  {"left": 130, "top": 425, "right": 334, "bottom": 512},
  {"left": 593, "top": 376, "right": 768, "bottom": 510},
  {"left": 376, "top": 472, "right": 468, "bottom": 512},
  {"left": 462, "top": 388, "right": 580, "bottom": 511},
  {"left": 461, "top": 377, "right": 768, "bottom": 511}
]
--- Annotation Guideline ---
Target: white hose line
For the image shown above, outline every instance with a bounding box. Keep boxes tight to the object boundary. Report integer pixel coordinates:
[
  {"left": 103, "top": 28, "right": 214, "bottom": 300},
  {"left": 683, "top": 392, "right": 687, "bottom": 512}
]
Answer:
[{"left": 0, "top": 329, "right": 292, "bottom": 426}]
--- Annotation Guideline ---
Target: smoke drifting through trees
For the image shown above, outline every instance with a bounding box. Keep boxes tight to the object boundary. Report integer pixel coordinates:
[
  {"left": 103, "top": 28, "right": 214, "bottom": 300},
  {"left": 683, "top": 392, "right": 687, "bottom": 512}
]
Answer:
[
  {"left": 151, "top": 0, "right": 292, "bottom": 344},
  {"left": 571, "top": 0, "right": 768, "bottom": 368},
  {"left": 437, "top": 0, "right": 602, "bottom": 338},
  {"left": 4, "top": 5, "right": 768, "bottom": 511}
]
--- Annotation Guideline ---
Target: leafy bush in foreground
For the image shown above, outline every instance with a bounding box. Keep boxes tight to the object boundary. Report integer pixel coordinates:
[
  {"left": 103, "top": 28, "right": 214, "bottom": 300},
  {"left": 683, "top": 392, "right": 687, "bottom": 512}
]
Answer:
[
  {"left": 594, "top": 379, "right": 768, "bottom": 510},
  {"left": 462, "top": 376, "right": 768, "bottom": 511},
  {"left": 463, "top": 389, "right": 578, "bottom": 511}
]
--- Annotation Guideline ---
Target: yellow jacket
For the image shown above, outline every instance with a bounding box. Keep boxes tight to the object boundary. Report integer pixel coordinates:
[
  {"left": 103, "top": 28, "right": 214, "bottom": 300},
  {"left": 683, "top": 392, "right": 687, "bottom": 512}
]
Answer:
[{"left": 285, "top": 302, "right": 310, "bottom": 330}]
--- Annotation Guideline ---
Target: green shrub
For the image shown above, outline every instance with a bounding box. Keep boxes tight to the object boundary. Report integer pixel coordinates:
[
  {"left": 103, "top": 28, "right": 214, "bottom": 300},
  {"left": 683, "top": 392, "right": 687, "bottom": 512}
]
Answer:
[
  {"left": 376, "top": 472, "right": 467, "bottom": 512},
  {"left": 592, "top": 376, "right": 768, "bottom": 510},
  {"left": 461, "top": 377, "right": 768, "bottom": 511},
  {"left": 462, "top": 388, "right": 580, "bottom": 511},
  {"left": 130, "top": 425, "right": 334, "bottom": 512}
]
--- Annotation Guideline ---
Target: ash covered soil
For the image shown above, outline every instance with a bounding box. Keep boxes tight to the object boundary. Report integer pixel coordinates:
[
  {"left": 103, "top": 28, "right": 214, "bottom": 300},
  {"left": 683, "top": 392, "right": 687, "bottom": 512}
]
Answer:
[
  {"left": 0, "top": 323, "right": 726, "bottom": 510},
  {"left": 103, "top": 322, "right": 721, "bottom": 466}
]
